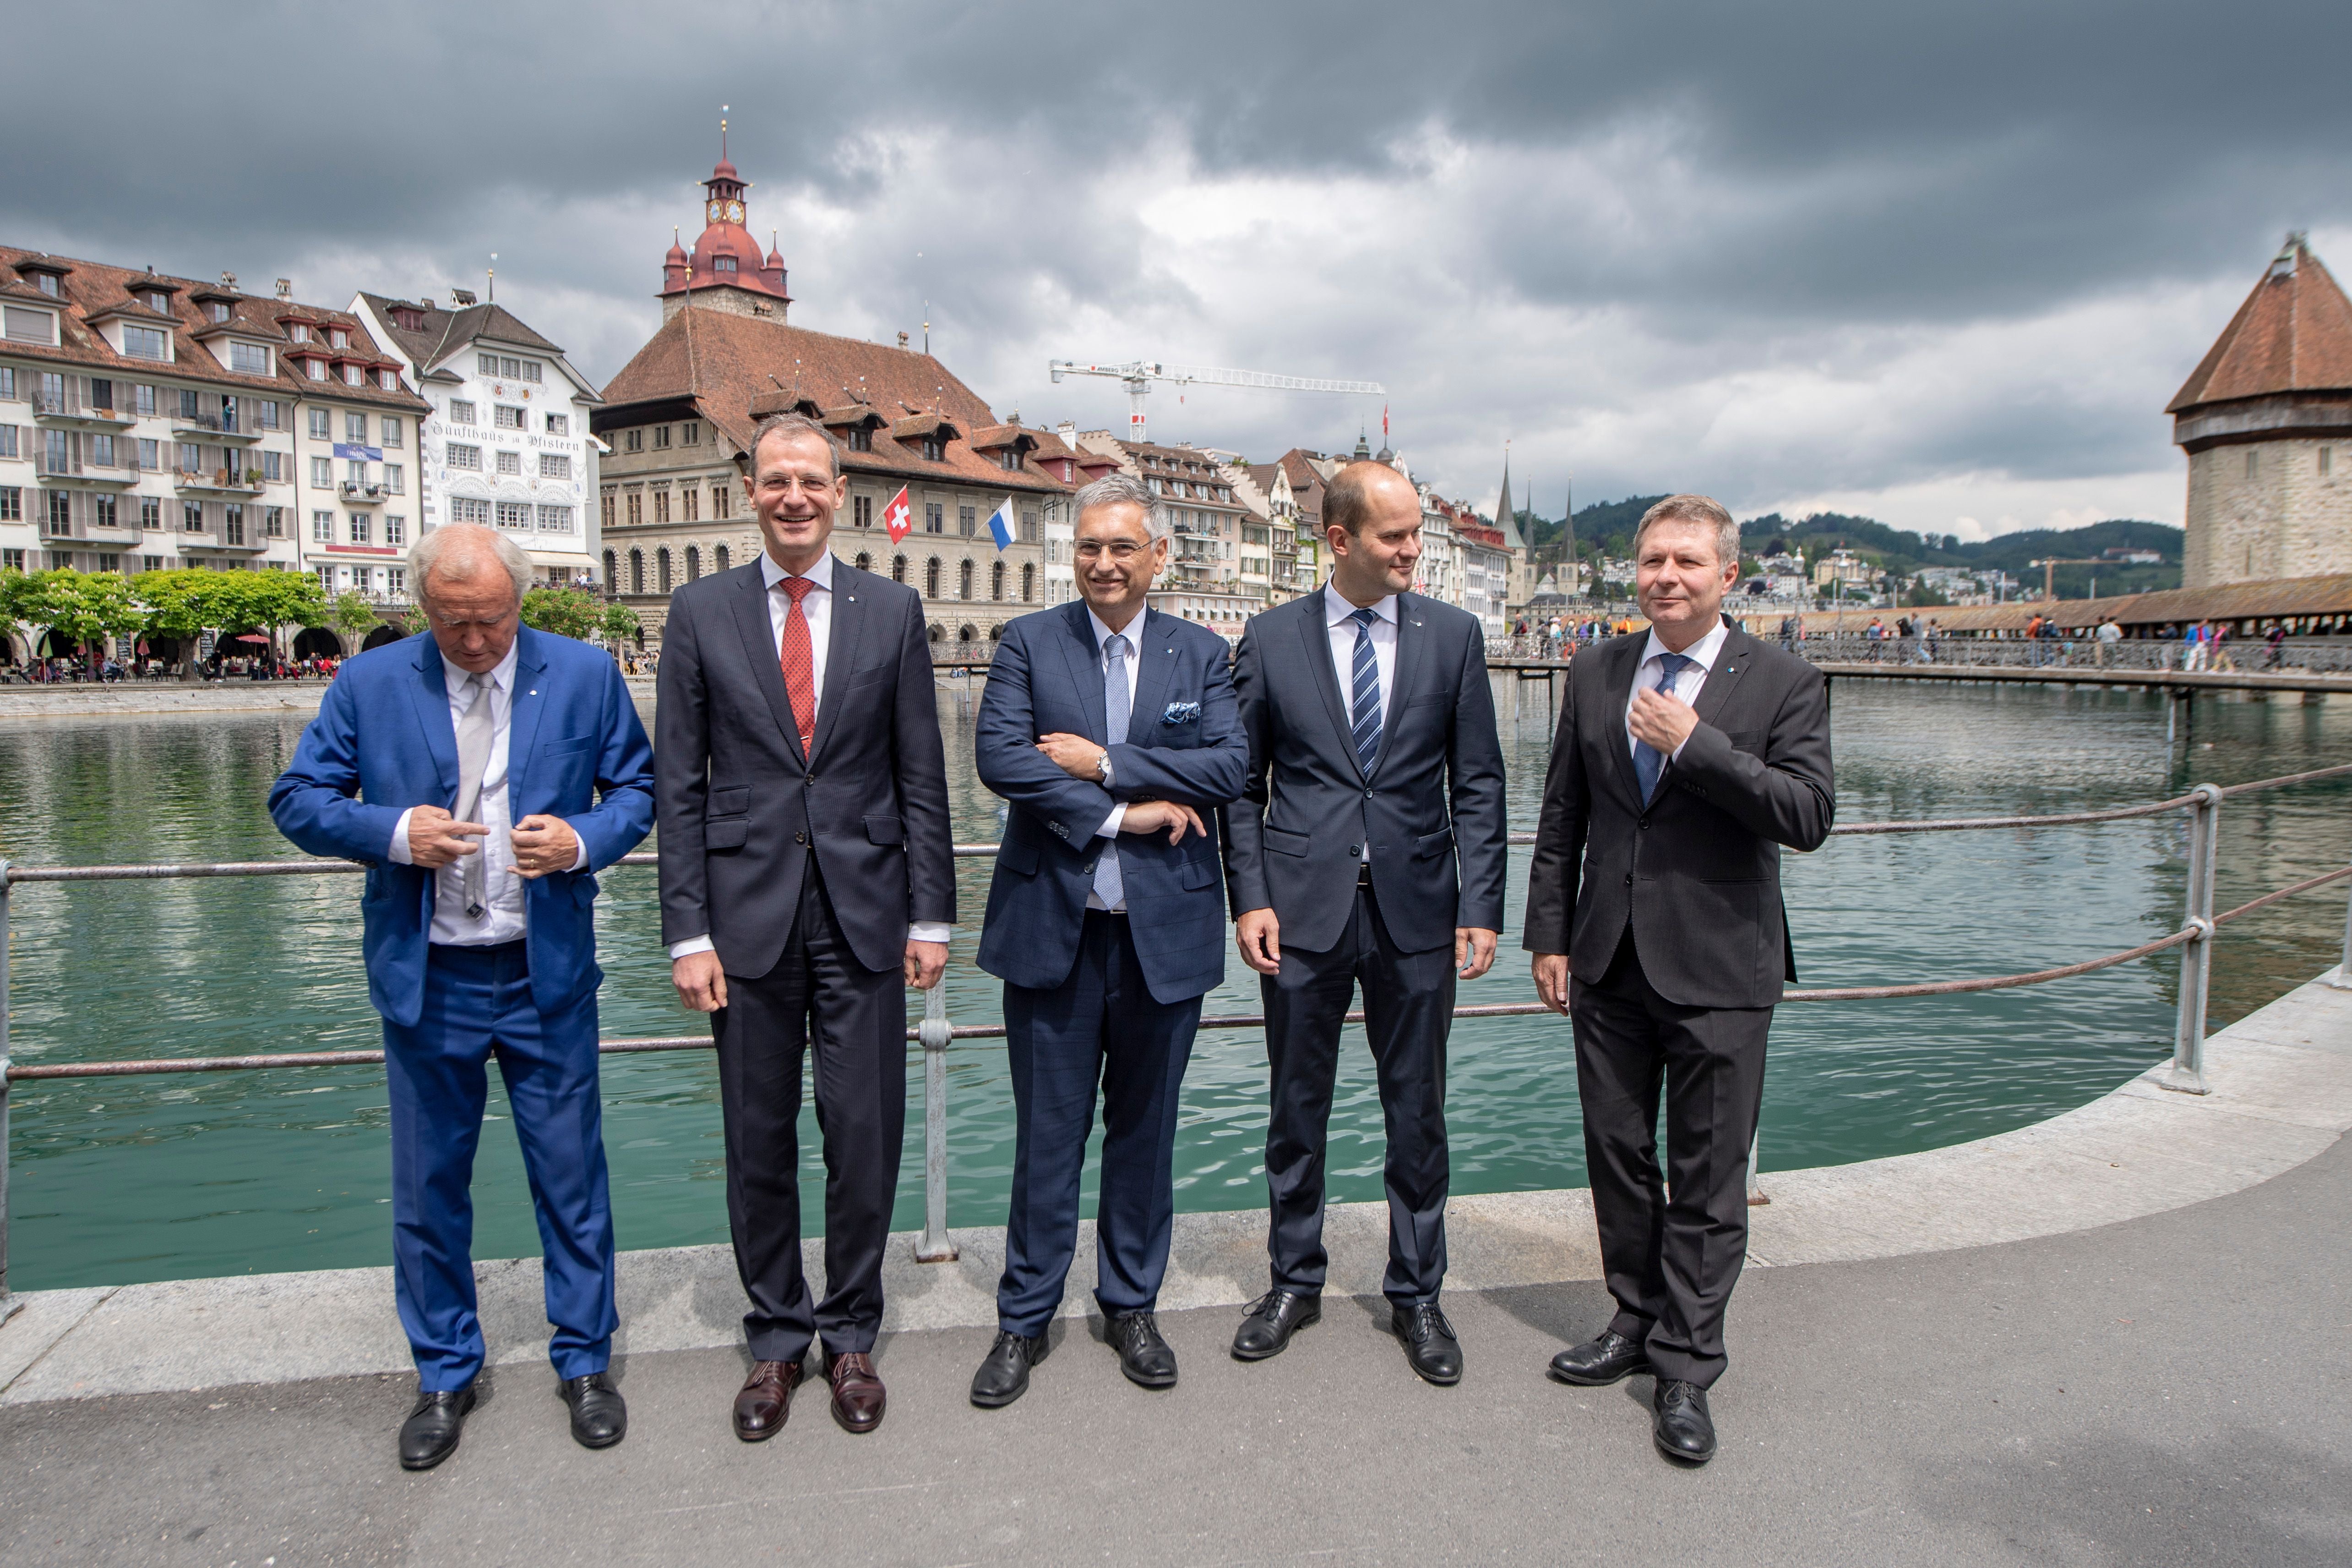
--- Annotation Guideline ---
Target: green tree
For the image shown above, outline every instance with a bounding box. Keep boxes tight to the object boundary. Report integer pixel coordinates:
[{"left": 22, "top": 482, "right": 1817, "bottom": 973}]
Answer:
[
  {"left": 135, "top": 568, "right": 328, "bottom": 679},
  {"left": 327, "top": 589, "right": 383, "bottom": 653},
  {"left": 599, "top": 601, "right": 642, "bottom": 645},
  {"left": 518, "top": 585, "right": 609, "bottom": 642},
  {"left": 0, "top": 568, "right": 146, "bottom": 671}
]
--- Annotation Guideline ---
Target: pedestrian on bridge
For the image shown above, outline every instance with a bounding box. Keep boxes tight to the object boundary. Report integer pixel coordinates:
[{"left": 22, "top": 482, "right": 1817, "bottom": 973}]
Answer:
[
  {"left": 267, "top": 523, "right": 656, "bottom": 1470},
  {"left": 1524, "top": 494, "right": 1835, "bottom": 1466}
]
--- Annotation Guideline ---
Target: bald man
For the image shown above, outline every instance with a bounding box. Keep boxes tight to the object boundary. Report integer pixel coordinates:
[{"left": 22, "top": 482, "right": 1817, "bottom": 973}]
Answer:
[
  {"left": 1223, "top": 461, "right": 1508, "bottom": 1385},
  {"left": 271, "top": 523, "right": 655, "bottom": 1470}
]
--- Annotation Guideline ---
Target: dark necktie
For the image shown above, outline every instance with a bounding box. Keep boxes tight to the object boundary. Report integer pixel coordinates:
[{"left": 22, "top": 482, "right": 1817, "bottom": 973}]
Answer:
[
  {"left": 1633, "top": 652, "right": 1694, "bottom": 804},
  {"left": 1348, "top": 607, "right": 1382, "bottom": 774},
  {"left": 778, "top": 576, "right": 817, "bottom": 757}
]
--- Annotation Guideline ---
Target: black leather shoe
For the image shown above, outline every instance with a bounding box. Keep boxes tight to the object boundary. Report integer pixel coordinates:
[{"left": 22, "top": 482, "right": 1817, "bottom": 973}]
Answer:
[
  {"left": 1549, "top": 1329, "right": 1652, "bottom": 1387},
  {"left": 1231, "top": 1290, "right": 1321, "bottom": 1361},
  {"left": 1653, "top": 1379, "right": 1717, "bottom": 1464},
  {"left": 970, "top": 1329, "right": 1049, "bottom": 1408},
  {"left": 560, "top": 1372, "right": 627, "bottom": 1450},
  {"left": 1106, "top": 1310, "right": 1177, "bottom": 1389},
  {"left": 1392, "top": 1301, "right": 1463, "bottom": 1386},
  {"left": 398, "top": 1385, "right": 476, "bottom": 1470}
]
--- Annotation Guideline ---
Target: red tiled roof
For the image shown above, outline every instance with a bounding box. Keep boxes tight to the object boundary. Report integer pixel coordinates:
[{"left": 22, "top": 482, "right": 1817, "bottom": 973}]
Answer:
[
  {"left": 599, "top": 305, "right": 1073, "bottom": 496},
  {"left": 2168, "top": 237, "right": 2352, "bottom": 412}
]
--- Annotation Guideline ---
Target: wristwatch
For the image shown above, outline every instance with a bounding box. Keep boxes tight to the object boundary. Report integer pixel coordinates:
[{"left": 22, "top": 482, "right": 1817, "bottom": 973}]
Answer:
[{"left": 1094, "top": 751, "right": 1114, "bottom": 789}]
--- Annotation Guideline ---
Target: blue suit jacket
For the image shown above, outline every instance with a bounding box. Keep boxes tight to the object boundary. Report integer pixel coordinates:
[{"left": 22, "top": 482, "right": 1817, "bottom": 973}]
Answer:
[
  {"left": 975, "top": 604, "right": 1248, "bottom": 1004},
  {"left": 268, "top": 627, "right": 656, "bottom": 1027}
]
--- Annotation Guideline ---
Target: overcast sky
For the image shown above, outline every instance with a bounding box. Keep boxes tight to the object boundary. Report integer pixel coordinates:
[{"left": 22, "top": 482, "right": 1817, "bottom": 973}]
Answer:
[{"left": 9, "top": 0, "right": 2347, "bottom": 538}]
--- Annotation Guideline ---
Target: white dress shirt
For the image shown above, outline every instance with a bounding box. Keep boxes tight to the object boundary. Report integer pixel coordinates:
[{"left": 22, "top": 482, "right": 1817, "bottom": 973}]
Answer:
[
  {"left": 669, "top": 550, "right": 949, "bottom": 961},
  {"left": 1625, "top": 617, "right": 1731, "bottom": 765},
  {"left": 1085, "top": 605, "right": 1146, "bottom": 910},
  {"left": 388, "top": 641, "right": 586, "bottom": 946}
]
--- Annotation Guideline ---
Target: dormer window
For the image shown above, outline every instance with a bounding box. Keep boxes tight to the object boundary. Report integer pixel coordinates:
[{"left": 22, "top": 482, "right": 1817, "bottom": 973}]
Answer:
[
  {"left": 329, "top": 327, "right": 349, "bottom": 348},
  {"left": 392, "top": 307, "right": 424, "bottom": 332},
  {"left": 36, "top": 274, "right": 59, "bottom": 298},
  {"left": 306, "top": 358, "right": 327, "bottom": 381},
  {"left": 921, "top": 435, "right": 945, "bottom": 462},
  {"left": 343, "top": 364, "right": 365, "bottom": 387},
  {"left": 207, "top": 301, "right": 229, "bottom": 323},
  {"left": 846, "top": 426, "right": 871, "bottom": 452},
  {"left": 145, "top": 291, "right": 169, "bottom": 313},
  {"left": 998, "top": 449, "right": 1020, "bottom": 472},
  {"left": 289, "top": 323, "right": 310, "bottom": 343}
]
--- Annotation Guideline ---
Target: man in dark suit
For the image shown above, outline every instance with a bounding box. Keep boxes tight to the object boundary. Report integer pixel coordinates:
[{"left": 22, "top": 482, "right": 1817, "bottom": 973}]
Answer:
[
  {"left": 1224, "top": 460, "right": 1508, "bottom": 1386},
  {"left": 270, "top": 523, "right": 654, "bottom": 1469},
  {"left": 1524, "top": 493, "right": 1834, "bottom": 1465},
  {"left": 656, "top": 413, "right": 954, "bottom": 1440},
  {"left": 965, "top": 473, "right": 1249, "bottom": 1406}
]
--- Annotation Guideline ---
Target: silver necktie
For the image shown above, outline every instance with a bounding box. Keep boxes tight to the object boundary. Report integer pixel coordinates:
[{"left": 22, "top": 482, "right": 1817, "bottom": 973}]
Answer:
[
  {"left": 1094, "top": 634, "right": 1130, "bottom": 909},
  {"left": 452, "top": 672, "right": 494, "bottom": 918}
]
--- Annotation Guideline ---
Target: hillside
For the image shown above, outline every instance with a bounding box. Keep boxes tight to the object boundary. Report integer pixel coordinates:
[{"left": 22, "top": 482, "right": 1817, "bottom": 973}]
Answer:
[{"left": 1511, "top": 497, "right": 2182, "bottom": 599}]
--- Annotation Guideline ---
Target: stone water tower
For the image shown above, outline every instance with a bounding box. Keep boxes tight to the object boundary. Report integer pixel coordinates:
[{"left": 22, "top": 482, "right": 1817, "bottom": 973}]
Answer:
[{"left": 2168, "top": 233, "right": 2352, "bottom": 587}]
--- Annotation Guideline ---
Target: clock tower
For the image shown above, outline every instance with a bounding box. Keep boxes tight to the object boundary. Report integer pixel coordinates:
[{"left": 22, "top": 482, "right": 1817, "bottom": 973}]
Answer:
[{"left": 660, "top": 125, "right": 793, "bottom": 324}]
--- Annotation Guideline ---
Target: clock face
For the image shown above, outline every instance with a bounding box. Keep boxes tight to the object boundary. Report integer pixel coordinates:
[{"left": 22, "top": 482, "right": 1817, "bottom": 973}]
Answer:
[
  {"left": 708, "top": 201, "right": 723, "bottom": 223},
  {"left": 726, "top": 201, "right": 744, "bottom": 223}
]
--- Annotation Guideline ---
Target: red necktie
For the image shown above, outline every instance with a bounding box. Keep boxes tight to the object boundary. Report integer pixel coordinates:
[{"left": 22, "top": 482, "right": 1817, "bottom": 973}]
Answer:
[{"left": 778, "top": 576, "right": 817, "bottom": 757}]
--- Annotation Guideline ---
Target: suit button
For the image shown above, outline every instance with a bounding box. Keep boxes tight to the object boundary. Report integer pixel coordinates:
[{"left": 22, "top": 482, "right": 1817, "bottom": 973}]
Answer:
[
  {"left": 1623, "top": 873, "right": 1634, "bottom": 886},
  {"left": 1639, "top": 819, "right": 1650, "bottom": 830},
  {"left": 795, "top": 832, "right": 808, "bottom": 845},
  {"left": 1364, "top": 789, "right": 1373, "bottom": 799},
  {"left": 805, "top": 775, "right": 817, "bottom": 786},
  {"left": 1349, "top": 844, "right": 1361, "bottom": 857}
]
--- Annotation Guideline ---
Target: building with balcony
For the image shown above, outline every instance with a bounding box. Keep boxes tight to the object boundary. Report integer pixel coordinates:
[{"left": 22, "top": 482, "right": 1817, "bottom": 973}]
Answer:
[
  {"left": 0, "top": 250, "right": 311, "bottom": 606},
  {"left": 1073, "top": 432, "right": 1256, "bottom": 629},
  {"left": 272, "top": 299, "right": 430, "bottom": 610},
  {"left": 595, "top": 146, "right": 1067, "bottom": 649},
  {"left": 355, "top": 291, "right": 603, "bottom": 592}
]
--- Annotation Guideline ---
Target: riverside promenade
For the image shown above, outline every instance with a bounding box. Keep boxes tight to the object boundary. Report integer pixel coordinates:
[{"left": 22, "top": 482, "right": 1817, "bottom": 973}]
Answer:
[{"left": 3, "top": 972, "right": 2348, "bottom": 1565}]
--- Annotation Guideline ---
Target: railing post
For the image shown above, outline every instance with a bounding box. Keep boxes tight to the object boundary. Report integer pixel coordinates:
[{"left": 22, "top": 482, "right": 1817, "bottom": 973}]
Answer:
[
  {"left": 1744, "top": 1126, "right": 1767, "bottom": 1207},
  {"left": 2163, "top": 783, "right": 2223, "bottom": 1094},
  {"left": 914, "top": 980, "right": 958, "bottom": 1262},
  {"left": 2327, "top": 855, "right": 2352, "bottom": 992},
  {"left": 0, "top": 858, "right": 19, "bottom": 1323}
]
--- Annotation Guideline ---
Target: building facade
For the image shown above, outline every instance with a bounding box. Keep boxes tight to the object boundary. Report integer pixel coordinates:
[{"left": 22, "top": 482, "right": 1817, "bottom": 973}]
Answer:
[
  {"left": 1074, "top": 432, "right": 1256, "bottom": 629},
  {"left": 596, "top": 150, "right": 1066, "bottom": 648},
  {"left": 2170, "top": 235, "right": 2352, "bottom": 588},
  {"left": 354, "top": 292, "right": 603, "bottom": 590},
  {"left": 275, "top": 297, "right": 433, "bottom": 618}
]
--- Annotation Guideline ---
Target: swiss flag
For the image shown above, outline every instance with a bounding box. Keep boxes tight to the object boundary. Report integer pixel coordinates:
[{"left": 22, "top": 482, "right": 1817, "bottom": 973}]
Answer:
[{"left": 882, "top": 484, "right": 913, "bottom": 544}]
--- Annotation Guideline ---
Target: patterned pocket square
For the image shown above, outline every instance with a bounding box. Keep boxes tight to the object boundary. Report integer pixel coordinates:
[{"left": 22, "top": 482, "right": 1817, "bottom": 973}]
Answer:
[{"left": 1160, "top": 700, "right": 1202, "bottom": 725}]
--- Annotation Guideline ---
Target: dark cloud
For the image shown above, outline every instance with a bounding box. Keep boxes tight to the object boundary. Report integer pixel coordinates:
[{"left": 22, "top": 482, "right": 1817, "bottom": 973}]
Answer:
[{"left": 4, "top": 0, "right": 2343, "bottom": 531}]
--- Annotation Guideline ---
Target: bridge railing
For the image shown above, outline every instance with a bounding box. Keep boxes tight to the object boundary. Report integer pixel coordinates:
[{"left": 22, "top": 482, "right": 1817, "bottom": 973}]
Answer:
[
  {"left": 1490, "top": 632, "right": 2352, "bottom": 675},
  {"left": 2, "top": 766, "right": 2348, "bottom": 1312}
]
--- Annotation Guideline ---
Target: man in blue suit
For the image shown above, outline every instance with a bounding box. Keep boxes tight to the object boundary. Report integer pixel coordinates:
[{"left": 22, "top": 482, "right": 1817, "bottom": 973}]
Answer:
[
  {"left": 269, "top": 523, "right": 654, "bottom": 1470},
  {"left": 966, "top": 473, "right": 1249, "bottom": 1406}
]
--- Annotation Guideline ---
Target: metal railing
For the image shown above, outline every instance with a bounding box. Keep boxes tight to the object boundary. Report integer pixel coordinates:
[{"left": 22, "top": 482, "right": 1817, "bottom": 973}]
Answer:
[
  {"left": 1492, "top": 632, "right": 2352, "bottom": 675},
  {"left": 3, "top": 766, "right": 2349, "bottom": 1318}
]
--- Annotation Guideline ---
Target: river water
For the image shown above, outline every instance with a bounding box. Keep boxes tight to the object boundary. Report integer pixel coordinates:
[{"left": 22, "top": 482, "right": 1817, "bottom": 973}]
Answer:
[{"left": 3, "top": 677, "right": 2346, "bottom": 1290}]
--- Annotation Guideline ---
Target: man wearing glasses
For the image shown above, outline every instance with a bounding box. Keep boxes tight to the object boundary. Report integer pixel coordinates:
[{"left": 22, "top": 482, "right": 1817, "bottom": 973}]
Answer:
[{"left": 965, "top": 473, "right": 1248, "bottom": 1406}]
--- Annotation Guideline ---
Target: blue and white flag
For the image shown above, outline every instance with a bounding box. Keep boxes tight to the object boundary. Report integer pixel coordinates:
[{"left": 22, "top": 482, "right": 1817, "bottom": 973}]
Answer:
[{"left": 988, "top": 496, "right": 1017, "bottom": 551}]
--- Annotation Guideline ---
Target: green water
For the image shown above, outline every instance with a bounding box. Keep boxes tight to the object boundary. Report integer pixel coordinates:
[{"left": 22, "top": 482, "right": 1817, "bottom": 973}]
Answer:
[{"left": 2, "top": 680, "right": 2346, "bottom": 1290}]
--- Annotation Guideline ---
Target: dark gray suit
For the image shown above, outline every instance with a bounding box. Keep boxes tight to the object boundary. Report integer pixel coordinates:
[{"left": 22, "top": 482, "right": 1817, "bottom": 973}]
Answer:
[
  {"left": 655, "top": 556, "right": 953, "bottom": 1365},
  {"left": 1226, "top": 589, "right": 1507, "bottom": 1305},
  {"left": 1523, "top": 615, "right": 1832, "bottom": 1387}
]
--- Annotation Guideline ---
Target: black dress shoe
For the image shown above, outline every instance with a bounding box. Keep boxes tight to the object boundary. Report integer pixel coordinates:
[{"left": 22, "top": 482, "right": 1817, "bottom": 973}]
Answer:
[
  {"left": 560, "top": 1372, "right": 627, "bottom": 1450},
  {"left": 398, "top": 1385, "right": 476, "bottom": 1471},
  {"left": 1549, "top": 1329, "right": 1652, "bottom": 1387},
  {"left": 970, "top": 1329, "right": 1049, "bottom": 1408},
  {"left": 1653, "top": 1379, "right": 1717, "bottom": 1464},
  {"left": 1392, "top": 1301, "right": 1463, "bottom": 1386},
  {"left": 1106, "top": 1310, "right": 1177, "bottom": 1389},
  {"left": 1231, "top": 1290, "right": 1321, "bottom": 1361}
]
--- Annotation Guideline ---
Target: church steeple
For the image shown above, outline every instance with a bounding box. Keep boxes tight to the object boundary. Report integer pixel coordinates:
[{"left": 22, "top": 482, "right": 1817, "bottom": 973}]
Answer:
[{"left": 660, "top": 114, "right": 793, "bottom": 323}]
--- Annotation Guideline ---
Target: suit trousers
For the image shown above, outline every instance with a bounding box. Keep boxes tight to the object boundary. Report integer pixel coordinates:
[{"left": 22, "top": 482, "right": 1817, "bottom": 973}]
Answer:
[
  {"left": 1261, "top": 884, "right": 1456, "bottom": 1305},
  {"left": 713, "top": 863, "right": 907, "bottom": 1365},
  {"left": 997, "top": 910, "right": 1202, "bottom": 1334},
  {"left": 382, "top": 941, "right": 616, "bottom": 1392},
  {"left": 1570, "top": 930, "right": 1770, "bottom": 1388}
]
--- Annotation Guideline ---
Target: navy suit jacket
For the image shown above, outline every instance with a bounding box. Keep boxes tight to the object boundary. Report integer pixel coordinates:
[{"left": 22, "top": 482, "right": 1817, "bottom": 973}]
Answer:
[
  {"left": 1224, "top": 590, "right": 1508, "bottom": 956},
  {"left": 975, "top": 603, "right": 1248, "bottom": 1005},
  {"left": 267, "top": 627, "right": 656, "bottom": 1028}
]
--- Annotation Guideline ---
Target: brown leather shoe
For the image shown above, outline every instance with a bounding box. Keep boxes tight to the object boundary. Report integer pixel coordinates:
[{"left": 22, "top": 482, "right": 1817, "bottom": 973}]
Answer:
[
  {"left": 732, "top": 1359, "right": 802, "bottom": 1443},
  {"left": 827, "top": 1350, "right": 886, "bottom": 1435}
]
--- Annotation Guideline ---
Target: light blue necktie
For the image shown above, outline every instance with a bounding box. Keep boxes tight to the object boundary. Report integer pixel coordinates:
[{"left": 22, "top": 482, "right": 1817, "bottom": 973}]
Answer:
[
  {"left": 1633, "top": 652, "right": 1694, "bottom": 804},
  {"left": 1348, "top": 607, "right": 1382, "bottom": 774},
  {"left": 1094, "top": 633, "right": 1131, "bottom": 909}
]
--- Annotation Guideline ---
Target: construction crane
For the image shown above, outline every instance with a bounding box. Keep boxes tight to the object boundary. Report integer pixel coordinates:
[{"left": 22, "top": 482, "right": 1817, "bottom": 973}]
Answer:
[
  {"left": 1047, "top": 359, "right": 1385, "bottom": 442},
  {"left": 2027, "top": 557, "right": 2110, "bottom": 603}
]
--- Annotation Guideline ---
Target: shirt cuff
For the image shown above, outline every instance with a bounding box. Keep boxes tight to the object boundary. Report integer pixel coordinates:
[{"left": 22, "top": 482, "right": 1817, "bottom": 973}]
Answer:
[
  {"left": 907, "top": 922, "right": 952, "bottom": 945},
  {"left": 1096, "top": 804, "right": 1127, "bottom": 838},
  {"left": 569, "top": 832, "right": 590, "bottom": 872},
  {"left": 667, "top": 936, "right": 715, "bottom": 960},
  {"left": 387, "top": 807, "right": 416, "bottom": 865}
]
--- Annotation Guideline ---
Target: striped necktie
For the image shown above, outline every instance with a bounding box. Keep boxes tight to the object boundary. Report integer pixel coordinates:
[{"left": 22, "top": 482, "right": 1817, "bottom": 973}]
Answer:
[
  {"left": 1349, "top": 606, "right": 1382, "bottom": 774},
  {"left": 1633, "top": 652, "right": 1694, "bottom": 804}
]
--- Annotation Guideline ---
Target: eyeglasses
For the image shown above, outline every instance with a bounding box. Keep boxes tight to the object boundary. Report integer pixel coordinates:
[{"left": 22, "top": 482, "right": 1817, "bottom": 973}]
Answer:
[{"left": 1073, "top": 540, "right": 1148, "bottom": 561}]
